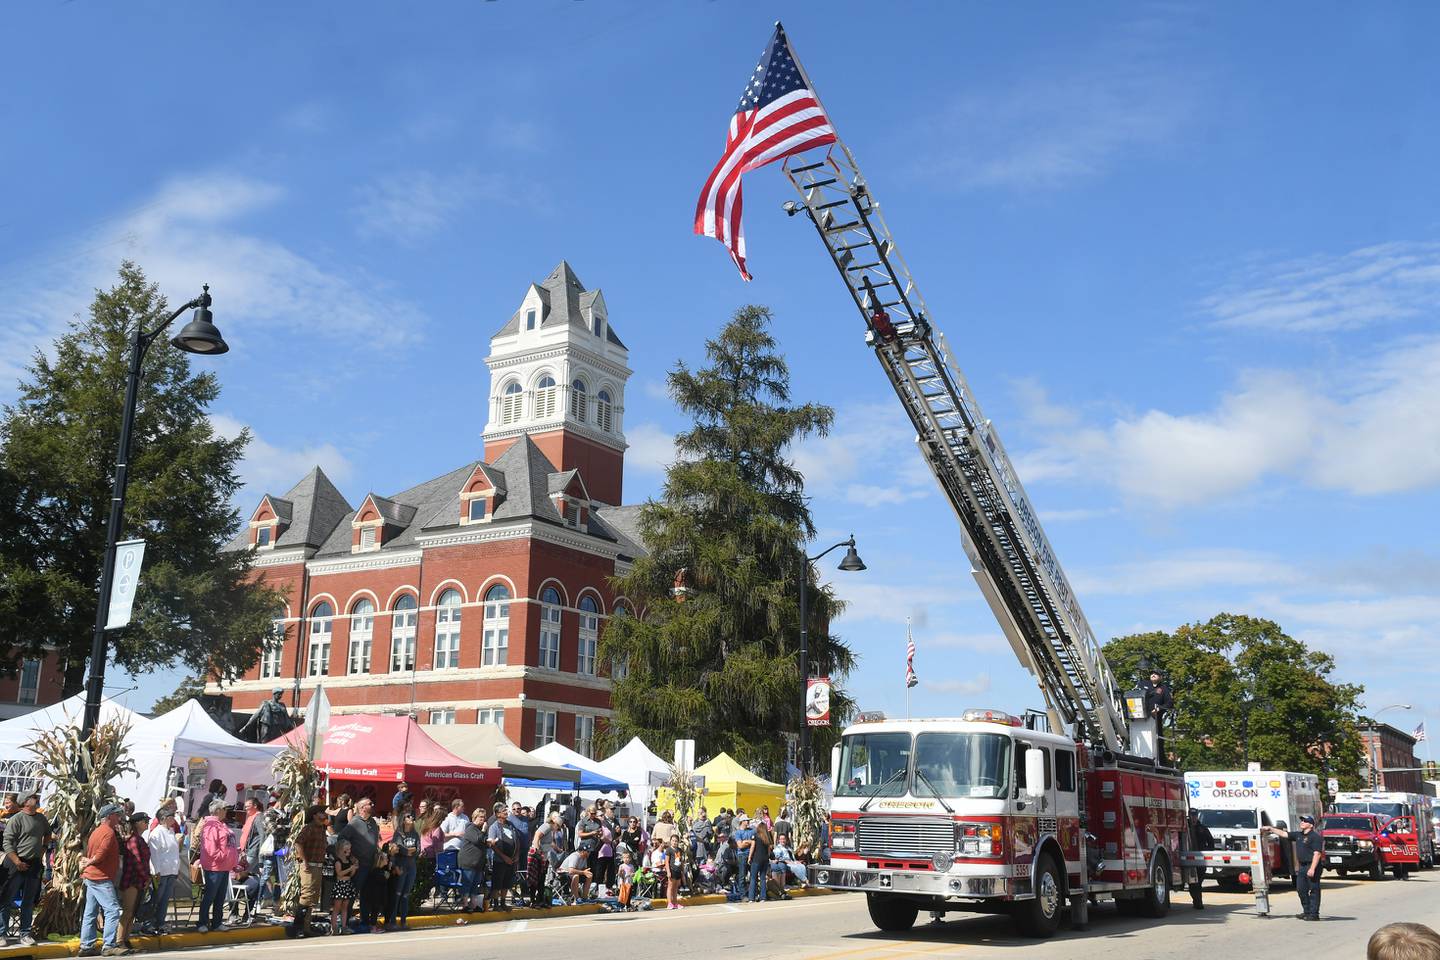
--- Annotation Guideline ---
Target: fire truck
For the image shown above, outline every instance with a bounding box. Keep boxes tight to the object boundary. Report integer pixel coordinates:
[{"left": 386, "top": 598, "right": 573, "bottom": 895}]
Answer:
[
  {"left": 1330, "top": 791, "right": 1435, "bottom": 868},
  {"left": 773, "top": 71, "right": 1204, "bottom": 939}
]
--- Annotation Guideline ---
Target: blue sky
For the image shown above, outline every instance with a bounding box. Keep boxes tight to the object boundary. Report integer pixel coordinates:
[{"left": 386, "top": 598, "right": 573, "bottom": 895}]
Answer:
[{"left": 4, "top": 2, "right": 1438, "bottom": 745}]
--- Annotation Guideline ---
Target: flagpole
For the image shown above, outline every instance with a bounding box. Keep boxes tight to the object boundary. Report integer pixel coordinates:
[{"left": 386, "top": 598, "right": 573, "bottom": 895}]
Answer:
[{"left": 905, "top": 616, "right": 912, "bottom": 721}]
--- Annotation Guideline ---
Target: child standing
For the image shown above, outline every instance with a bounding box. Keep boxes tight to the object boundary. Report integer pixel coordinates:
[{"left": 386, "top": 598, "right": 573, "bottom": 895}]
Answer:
[
  {"left": 331, "top": 840, "right": 357, "bottom": 935},
  {"left": 617, "top": 851, "right": 635, "bottom": 910}
]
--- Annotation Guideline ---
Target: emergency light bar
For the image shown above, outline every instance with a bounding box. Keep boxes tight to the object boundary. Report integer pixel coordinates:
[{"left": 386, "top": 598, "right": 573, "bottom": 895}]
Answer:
[{"left": 962, "top": 709, "right": 1022, "bottom": 726}]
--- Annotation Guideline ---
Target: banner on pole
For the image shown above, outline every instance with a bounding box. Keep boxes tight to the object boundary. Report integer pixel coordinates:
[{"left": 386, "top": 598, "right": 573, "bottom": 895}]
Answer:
[
  {"left": 105, "top": 539, "right": 146, "bottom": 629},
  {"left": 307, "top": 685, "right": 332, "bottom": 763},
  {"left": 806, "top": 676, "right": 832, "bottom": 727}
]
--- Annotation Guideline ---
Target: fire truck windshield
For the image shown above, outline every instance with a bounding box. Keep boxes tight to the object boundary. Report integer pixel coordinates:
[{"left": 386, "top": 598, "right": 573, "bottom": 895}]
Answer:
[
  {"left": 1333, "top": 802, "right": 1406, "bottom": 820},
  {"left": 835, "top": 730, "right": 1011, "bottom": 799},
  {"left": 1323, "top": 816, "right": 1378, "bottom": 831}
]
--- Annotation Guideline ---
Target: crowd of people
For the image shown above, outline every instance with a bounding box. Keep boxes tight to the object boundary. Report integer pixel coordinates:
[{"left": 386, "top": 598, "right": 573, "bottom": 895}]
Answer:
[{"left": 0, "top": 783, "right": 824, "bottom": 955}]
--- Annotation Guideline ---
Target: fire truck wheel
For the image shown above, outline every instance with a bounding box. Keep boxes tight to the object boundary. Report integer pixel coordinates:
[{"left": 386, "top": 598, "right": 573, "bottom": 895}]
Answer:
[
  {"left": 1013, "top": 856, "right": 1063, "bottom": 938},
  {"left": 1369, "top": 857, "right": 1385, "bottom": 881},
  {"left": 1336, "top": 869, "right": 1348, "bottom": 878},
  {"left": 865, "top": 894, "right": 918, "bottom": 932},
  {"left": 1139, "top": 854, "right": 1171, "bottom": 918}
]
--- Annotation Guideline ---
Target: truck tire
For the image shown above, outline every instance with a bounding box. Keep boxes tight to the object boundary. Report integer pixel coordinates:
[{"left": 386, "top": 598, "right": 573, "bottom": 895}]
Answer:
[
  {"left": 1139, "top": 853, "right": 1172, "bottom": 918},
  {"left": 1369, "top": 856, "right": 1385, "bottom": 881},
  {"left": 866, "top": 894, "right": 918, "bottom": 932},
  {"left": 1013, "top": 856, "right": 1063, "bottom": 938},
  {"left": 1336, "top": 869, "right": 1348, "bottom": 878}
]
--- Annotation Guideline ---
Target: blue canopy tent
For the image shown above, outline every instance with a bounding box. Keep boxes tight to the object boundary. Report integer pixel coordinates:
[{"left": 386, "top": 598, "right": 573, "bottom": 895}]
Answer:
[{"left": 505, "top": 763, "right": 627, "bottom": 792}]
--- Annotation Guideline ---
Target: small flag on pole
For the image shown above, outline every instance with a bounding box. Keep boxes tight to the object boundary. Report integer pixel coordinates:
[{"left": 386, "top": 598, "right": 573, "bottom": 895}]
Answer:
[
  {"left": 694, "top": 22, "right": 837, "bottom": 280},
  {"left": 906, "top": 620, "right": 918, "bottom": 689},
  {"left": 1414, "top": 722, "right": 1427, "bottom": 743}
]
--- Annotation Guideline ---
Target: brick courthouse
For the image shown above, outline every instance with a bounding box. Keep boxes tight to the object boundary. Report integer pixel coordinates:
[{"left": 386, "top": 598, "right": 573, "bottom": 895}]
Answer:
[{"left": 213, "top": 263, "right": 644, "bottom": 755}]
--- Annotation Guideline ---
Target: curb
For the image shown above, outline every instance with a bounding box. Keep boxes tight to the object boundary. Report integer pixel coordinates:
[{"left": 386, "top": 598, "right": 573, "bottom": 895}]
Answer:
[{"left": 0, "top": 888, "right": 838, "bottom": 957}]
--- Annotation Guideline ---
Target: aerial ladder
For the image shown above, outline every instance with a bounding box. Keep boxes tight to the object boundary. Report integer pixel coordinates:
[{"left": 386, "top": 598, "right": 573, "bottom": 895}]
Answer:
[{"left": 779, "top": 143, "right": 1147, "bottom": 763}]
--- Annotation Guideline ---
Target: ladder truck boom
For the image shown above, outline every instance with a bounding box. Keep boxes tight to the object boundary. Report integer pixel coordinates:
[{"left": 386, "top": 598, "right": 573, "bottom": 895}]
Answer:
[{"left": 781, "top": 146, "right": 1131, "bottom": 755}]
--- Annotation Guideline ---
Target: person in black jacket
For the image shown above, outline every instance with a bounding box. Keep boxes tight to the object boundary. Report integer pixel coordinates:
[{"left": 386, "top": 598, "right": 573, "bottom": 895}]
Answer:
[{"left": 457, "top": 809, "right": 490, "bottom": 912}]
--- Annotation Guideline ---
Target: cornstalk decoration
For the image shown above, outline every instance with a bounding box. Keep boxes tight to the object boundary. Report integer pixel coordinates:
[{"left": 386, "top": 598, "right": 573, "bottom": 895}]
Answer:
[
  {"left": 27, "top": 718, "right": 135, "bottom": 939},
  {"left": 270, "top": 744, "right": 321, "bottom": 915},
  {"left": 665, "top": 764, "right": 700, "bottom": 871},
  {"left": 787, "top": 773, "right": 828, "bottom": 861}
]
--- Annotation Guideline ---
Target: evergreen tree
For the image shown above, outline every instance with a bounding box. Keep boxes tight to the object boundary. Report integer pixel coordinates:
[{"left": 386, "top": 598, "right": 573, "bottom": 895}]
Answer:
[
  {"left": 1103, "top": 613, "right": 1366, "bottom": 786},
  {"left": 599, "top": 306, "right": 856, "bottom": 777},
  {"left": 0, "top": 262, "right": 284, "bottom": 695}
]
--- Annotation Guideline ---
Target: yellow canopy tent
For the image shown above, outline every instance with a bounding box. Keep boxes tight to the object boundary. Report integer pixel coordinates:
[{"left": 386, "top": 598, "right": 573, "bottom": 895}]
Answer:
[{"left": 657, "top": 752, "right": 785, "bottom": 819}]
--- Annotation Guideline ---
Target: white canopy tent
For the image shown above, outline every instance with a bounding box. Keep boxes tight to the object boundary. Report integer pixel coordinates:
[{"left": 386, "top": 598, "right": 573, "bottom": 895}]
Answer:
[
  {"left": 116, "top": 699, "right": 284, "bottom": 816},
  {"left": 592, "top": 736, "right": 671, "bottom": 808},
  {"left": 0, "top": 694, "right": 152, "bottom": 798}
]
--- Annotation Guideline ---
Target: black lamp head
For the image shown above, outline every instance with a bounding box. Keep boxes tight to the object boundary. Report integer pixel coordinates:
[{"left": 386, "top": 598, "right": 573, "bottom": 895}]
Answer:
[
  {"left": 171, "top": 285, "right": 229, "bottom": 355},
  {"left": 837, "top": 537, "right": 866, "bottom": 572}
]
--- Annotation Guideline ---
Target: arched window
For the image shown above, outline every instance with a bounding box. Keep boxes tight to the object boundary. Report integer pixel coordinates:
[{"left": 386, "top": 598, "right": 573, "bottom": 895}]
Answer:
[
  {"left": 533, "top": 375, "right": 558, "bottom": 420},
  {"left": 390, "top": 594, "right": 417, "bottom": 672},
  {"left": 539, "top": 586, "right": 562, "bottom": 670},
  {"left": 578, "top": 595, "right": 599, "bottom": 676},
  {"left": 596, "top": 389, "right": 614, "bottom": 433},
  {"left": 482, "top": 584, "right": 510, "bottom": 666},
  {"left": 570, "top": 378, "right": 588, "bottom": 422},
  {"left": 433, "top": 589, "right": 462, "bottom": 669},
  {"left": 500, "top": 381, "right": 524, "bottom": 425},
  {"left": 261, "top": 612, "right": 286, "bottom": 679},
  {"left": 307, "top": 601, "right": 333, "bottom": 676},
  {"left": 348, "top": 598, "right": 375, "bottom": 674}
]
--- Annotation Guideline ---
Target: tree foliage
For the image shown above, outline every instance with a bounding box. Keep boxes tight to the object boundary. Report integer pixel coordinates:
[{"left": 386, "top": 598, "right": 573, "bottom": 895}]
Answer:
[
  {"left": 1103, "top": 613, "right": 1366, "bottom": 787},
  {"left": 599, "top": 306, "right": 856, "bottom": 777},
  {"left": 0, "top": 262, "right": 285, "bottom": 695},
  {"left": 150, "top": 674, "right": 206, "bottom": 715}
]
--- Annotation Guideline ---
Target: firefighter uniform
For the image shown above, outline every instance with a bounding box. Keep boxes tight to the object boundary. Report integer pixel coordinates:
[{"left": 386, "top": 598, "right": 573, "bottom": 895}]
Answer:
[{"left": 1279, "top": 818, "right": 1325, "bottom": 920}]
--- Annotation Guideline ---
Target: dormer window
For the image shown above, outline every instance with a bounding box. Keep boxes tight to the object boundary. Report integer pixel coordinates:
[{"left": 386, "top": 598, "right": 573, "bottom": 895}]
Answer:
[
  {"left": 526, "top": 308, "right": 537, "bottom": 330},
  {"left": 256, "top": 526, "right": 272, "bottom": 548},
  {"left": 593, "top": 314, "right": 603, "bottom": 337},
  {"left": 359, "top": 527, "right": 376, "bottom": 550},
  {"left": 468, "top": 498, "right": 486, "bottom": 522}
]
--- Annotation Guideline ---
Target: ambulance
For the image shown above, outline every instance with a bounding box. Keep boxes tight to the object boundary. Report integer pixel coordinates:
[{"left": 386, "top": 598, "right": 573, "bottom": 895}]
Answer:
[{"left": 1184, "top": 770, "right": 1321, "bottom": 885}]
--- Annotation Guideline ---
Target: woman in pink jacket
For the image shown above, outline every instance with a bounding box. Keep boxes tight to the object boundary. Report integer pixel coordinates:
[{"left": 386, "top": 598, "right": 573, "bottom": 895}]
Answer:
[{"left": 196, "top": 800, "right": 238, "bottom": 933}]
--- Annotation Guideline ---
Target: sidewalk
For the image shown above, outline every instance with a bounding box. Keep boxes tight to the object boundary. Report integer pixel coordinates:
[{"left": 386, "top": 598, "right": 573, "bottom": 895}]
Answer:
[{"left": 0, "top": 888, "right": 836, "bottom": 958}]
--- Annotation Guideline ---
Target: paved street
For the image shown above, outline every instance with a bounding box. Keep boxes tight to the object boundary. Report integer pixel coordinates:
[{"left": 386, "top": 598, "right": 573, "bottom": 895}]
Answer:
[{"left": 156, "top": 874, "right": 1439, "bottom": 960}]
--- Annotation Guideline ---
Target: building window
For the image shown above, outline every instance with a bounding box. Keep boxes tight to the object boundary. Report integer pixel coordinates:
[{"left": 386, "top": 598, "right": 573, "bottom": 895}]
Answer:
[
  {"left": 500, "top": 381, "right": 523, "bottom": 425},
  {"left": 482, "top": 584, "right": 510, "bottom": 666},
  {"left": 434, "top": 589, "right": 462, "bottom": 670},
  {"left": 468, "top": 497, "right": 486, "bottom": 521},
  {"left": 593, "top": 314, "right": 603, "bottom": 337},
  {"left": 17, "top": 658, "right": 41, "bottom": 705},
  {"left": 391, "top": 594, "right": 417, "bottom": 672},
  {"left": 359, "top": 527, "right": 377, "bottom": 550},
  {"left": 348, "top": 598, "right": 374, "bottom": 674},
  {"left": 570, "top": 379, "right": 588, "bottom": 422},
  {"left": 526, "top": 308, "right": 537, "bottom": 331},
  {"left": 429, "top": 708, "right": 456, "bottom": 725},
  {"left": 575, "top": 715, "right": 595, "bottom": 758},
  {"left": 612, "top": 654, "right": 630, "bottom": 683},
  {"left": 260, "top": 618, "right": 285, "bottom": 679},
  {"left": 477, "top": 707, "right": 505, "bottom": 727},
  {"left": 578, "top": 596, "right": 599, "bottom": 676},
  {"left": 539, "top": 587, "right": 562, "bottom": 670},
  {"left": 307, "top": 602, "right": 333, "bottom": 676},
  {"left": 534, "top": 709, "right": 557, "bottom": 748},
  {"left": 534, "top": 375, "right": 558, "bottom": 419},
  {"left": 256, "top": 526, "right": 272, "bottom": 547},
  {"left": 561, "top": 500, "right": 581, "bottom": 529},
  {"left": 596, "top": 390, "right": 613, "bottom": 432}
]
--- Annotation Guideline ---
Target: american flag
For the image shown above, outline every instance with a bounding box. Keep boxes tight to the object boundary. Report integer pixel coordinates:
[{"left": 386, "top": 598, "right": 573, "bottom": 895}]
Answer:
[
  {"left": 906, "top": 620, "right": 918, "bottom": 689},
  {"left": 1415, "top": 722, "right": 1427, "bottom": 743},
  {"left": 694, "top": 22, "right": 837, "bottom": 280}
]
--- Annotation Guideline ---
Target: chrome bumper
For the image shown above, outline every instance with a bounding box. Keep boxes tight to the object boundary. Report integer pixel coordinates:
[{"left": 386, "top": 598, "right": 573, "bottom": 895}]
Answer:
[{"left": 809, "top": 864, "right": 1009, "bottom": 900}]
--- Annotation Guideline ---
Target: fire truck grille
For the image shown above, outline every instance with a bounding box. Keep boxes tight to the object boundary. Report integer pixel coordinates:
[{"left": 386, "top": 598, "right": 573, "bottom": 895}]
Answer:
[
  {"left": 857, "top": 817, "right": 954, "bottom": 858},
  {"left": 1324, "top": 837, "right": 1354, "bottom": 853}
]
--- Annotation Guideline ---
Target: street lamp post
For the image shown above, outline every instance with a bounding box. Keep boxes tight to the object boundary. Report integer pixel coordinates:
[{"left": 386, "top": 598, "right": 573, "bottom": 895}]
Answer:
[
  {"left": 80, "top": 286, "right": 228, "bottom": 741},
  {"left": 798, "top": 535, "right": 865, "bottom": 776},
  {"left": 1367, "top": 703, "right": 1412, "bottom": 790}
]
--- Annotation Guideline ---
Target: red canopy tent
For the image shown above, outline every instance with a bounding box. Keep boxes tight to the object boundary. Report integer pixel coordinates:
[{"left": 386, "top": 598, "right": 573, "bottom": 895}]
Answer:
[{"left": 274, "top": 715, "right": 500, "bottom": 807}]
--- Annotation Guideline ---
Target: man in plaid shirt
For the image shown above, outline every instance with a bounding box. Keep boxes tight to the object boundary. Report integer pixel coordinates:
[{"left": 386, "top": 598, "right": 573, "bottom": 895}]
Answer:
[{"left": 288, "top": 805, "right": 329, "bottom": 938}]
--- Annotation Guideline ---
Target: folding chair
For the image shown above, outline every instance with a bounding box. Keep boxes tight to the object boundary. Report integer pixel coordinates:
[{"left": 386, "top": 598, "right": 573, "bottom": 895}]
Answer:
[{"left": 432, "top": 850, "right": 467, "bottom": 910}]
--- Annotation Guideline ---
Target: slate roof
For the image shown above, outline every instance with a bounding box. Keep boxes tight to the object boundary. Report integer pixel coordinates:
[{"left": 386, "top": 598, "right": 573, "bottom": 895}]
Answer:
[
  {"left": 223, "top": 467, "right": 352, "bottom": 553},
  {"left": 365, "top": 493, "right": 418, "bottom": 526},
  {"left": 264, "top": 496, "right": 294, "bottom": 524},
  {"left": 591, "top": 504, "right": 647, "bottom": 561},
  {"left": 494, "top": 261, "right": 624, "bottom": 348}
]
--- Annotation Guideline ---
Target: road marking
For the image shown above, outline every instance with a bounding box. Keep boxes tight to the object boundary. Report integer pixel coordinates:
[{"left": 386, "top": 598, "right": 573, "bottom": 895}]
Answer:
[
  {"left": 722, "top": 905, "right": 742, "bottom": 913},
  {"left": 804, "top": 941, "right": 960, "bottom": 960},
  {"left": 508, "top": 919, "right": 530, "bottom": 932}
]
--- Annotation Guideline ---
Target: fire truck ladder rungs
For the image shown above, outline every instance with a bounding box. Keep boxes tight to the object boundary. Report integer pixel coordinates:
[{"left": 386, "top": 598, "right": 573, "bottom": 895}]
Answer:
[{"left": 783, "top": 148, "right": 1130, "bottom": 755}]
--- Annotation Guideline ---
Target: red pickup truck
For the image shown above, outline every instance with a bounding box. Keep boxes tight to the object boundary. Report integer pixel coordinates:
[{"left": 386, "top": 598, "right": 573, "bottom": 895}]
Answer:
[
  {"left": 1378, "top": 816, "right": 1421, "bottom": 879},
  {"left": 1321, "top": 814, "right": 1389, "bottom": 880}
]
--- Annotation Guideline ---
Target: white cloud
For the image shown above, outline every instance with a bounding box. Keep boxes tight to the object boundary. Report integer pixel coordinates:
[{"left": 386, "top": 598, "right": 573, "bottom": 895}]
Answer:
[
  {"left": 0, "top": 172, "right": 429, "bottom": 397},
  {"left": 912, "top": 14, "right": 1196, "bottom": 190},
  {"left": 792, "top": 402, "right": 936, "bottom": 506},
  {"left": 922, "top": 675, "right": 992, "bottom": 696},
  {"left": 212, "top": 413, "right": 354, "bottom": 503},
  {"left": 1070, "top": 548, "right": 1301, "bottom": 596},
  {"left": 1015, "top": 336, "right": 1440, "bottom": 505},
  {"left": 623, "top": 422, "right": 677, "bottom": 476},
  {"left": 1203, "top": 242, "right": 1440, "bottom": 334},
  {"left": 354, "top": 168, "right": 551, "bottom": 242}
]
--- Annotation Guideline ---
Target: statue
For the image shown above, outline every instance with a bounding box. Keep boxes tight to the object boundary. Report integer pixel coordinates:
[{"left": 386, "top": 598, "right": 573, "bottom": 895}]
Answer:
[{"left": 239, "top": 688, "right": 294, "bottom": 743}]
